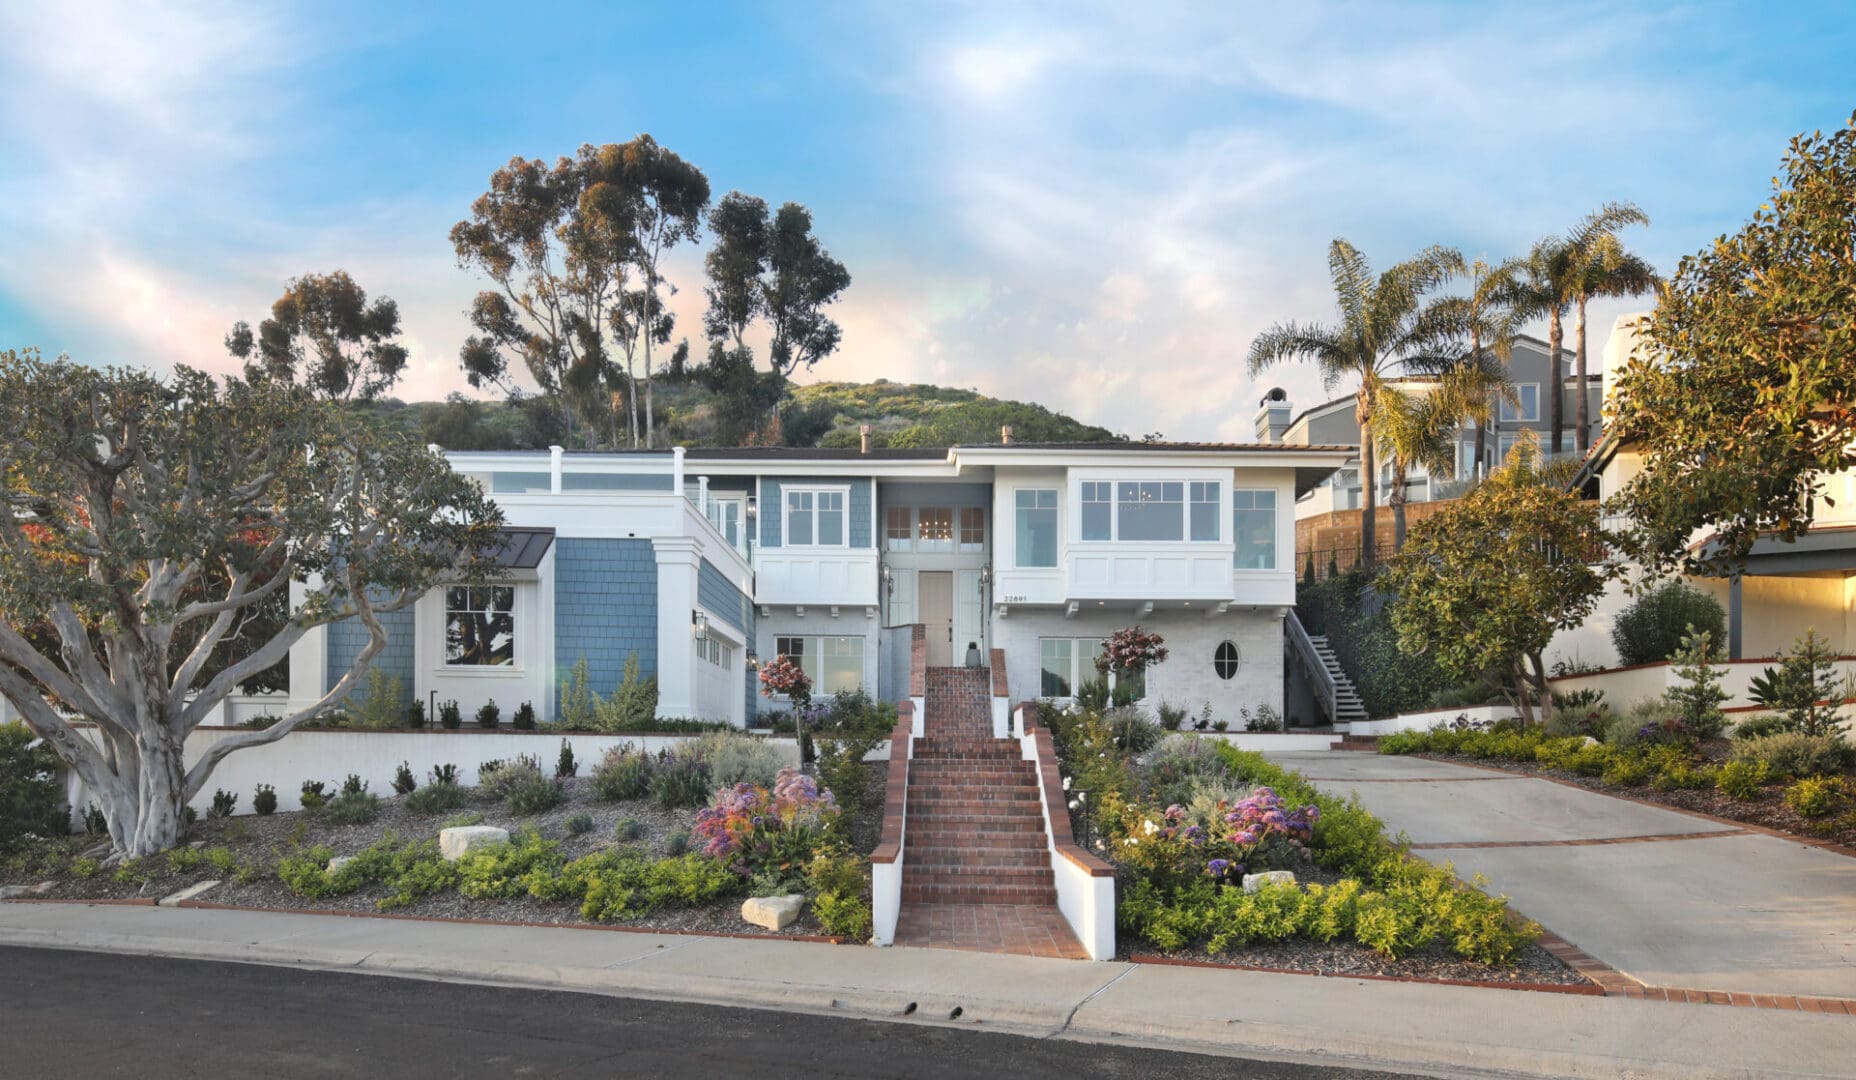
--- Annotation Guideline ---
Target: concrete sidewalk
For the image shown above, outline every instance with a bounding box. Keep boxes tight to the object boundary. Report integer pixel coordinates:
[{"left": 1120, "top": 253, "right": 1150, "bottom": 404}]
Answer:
[
  {"left": 3, "top": 901, "right": 1853, "bottom": 1079},
  {"left": 1271, "top": 751, "right": 1856, "bottom": 1000}
]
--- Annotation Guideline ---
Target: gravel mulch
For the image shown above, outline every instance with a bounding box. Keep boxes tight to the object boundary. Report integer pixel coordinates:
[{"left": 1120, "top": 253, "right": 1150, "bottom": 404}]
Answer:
[
  {"left": 8, "top": 761, "right": 889, "bottom": 942},
  {"left": 1413, "top": 750, "right": 1856, "bottom": 848}
]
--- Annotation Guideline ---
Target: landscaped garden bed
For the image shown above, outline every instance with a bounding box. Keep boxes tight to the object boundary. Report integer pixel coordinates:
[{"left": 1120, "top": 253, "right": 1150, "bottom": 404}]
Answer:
[
  {"left": 1037, "top": 702, "right": 1586, "bottom": 986},
  {"left": 2, "top": 722, "right": 889, "bottom": 943}
]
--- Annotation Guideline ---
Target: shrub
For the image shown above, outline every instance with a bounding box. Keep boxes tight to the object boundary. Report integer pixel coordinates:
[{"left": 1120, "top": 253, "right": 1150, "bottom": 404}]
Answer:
[
  {"left": 299, "top": 780, "right": 329, "bottom": 811},
  {"left": 341, "top": 773, "right": 368, "bottom": 797},
  {"left": 665, "top": 830, "right": 691, "bottom": 856},
  {"left": 405, "top": 700, "right": 427, "bottom": 729},
  {"left": 438, "top": 700, "right": 462, "bottom": 730},
  {"left": 1105, "top": 706, "right": 1163, "bottom": 753},
  {"left": 208, "top": 789, "right": 238, "bottom": 819},
  {"left": 323, "top": 790, "right": 381, "bottom": 826},
  {"left": 1716, "top": 759, "right": 1770, "bottom": 800},
  {"left": 808, "top": 848, "right": 871, "bottom": 940},
  {"left": 391, "top": 761, "right": 418, "bottom": 796},
  {"left": 1613, "top": 582, "right": 1726, "bottom": 666},
  {"left": 476, "top": 699, "right": 501, "bottom": 730},
  {"left": 505, "top": 773, "right": 567, "bottom": 816},
  {"left": 1731, "top": 733, "right": 1855, "bottom": 780},
  {"left": 252, "top": 784, "right": 278, "bottom": 816},
  {"left": 1140, "top": 733, "right": 1233, "bottom": 809},
  {"left": 692, "top": 768, "right": 840, "bottom": 879},
  {"left": 402, "top": 780, "right": 468, "bottom": 816},
  {"left": 556, "top": 739, "right": 579, "bottom": 779},
  {"left": 280, "top": 836, "right": 460, "bottom": 912},
  {"left": 431, "top": 763, "right": 460, "bottom": 786},
  {"left": 545, "top": 851, "right": 740, "bottom": 921},
  {"left": 350, "top": 668, "right": 406, "bottom": 730},
  {"left": 651, "top": 755, "right": 712, "bottom": 809},
  {"left": 441, "top": 810, "right": 485, "bottom": 828},
  {"left": 480, "top": 755, "right": 544, "bottom": 801},
  {"left": 1241, "top": 704, "right": 1285, "bottom": 733},
  {"left": 1156, "top": 703, "right": 1187, "bottom": 731},
  {"left": 1664, "top": 629, "right": 1729, "bottom": 740},
  {"left": 0, "top": 721, "right": 67, "bottom": 852},
  {"left": 513, "top": 702, "right": 537, "bottom": 731},
  {"left": 696, "top": 730, "right": 789, "bottom": 788},
  {"left": 456, "top": 829, "right": 563, "bottom": 899},
  {"left": 1601, "top": 756, "right": 1651, "bottom": 787},
  {"left": 1652, "top": 762, "right": 1717, "bottom": 791},
  {"left": 591, "top": 746, "right": 657, "bottom": 802},
  {"left": 616, "top": 817, "right": 644, "bottom": 842},
  {"left": 560, "top": 658, "right": 599, "bottom": 730},
  {"left": 1784, "top": 776, "right": 1846, "bottom": 818},
  {"left": 1731, "top": 712, "right": 1796, "bottom": 740},
  {"left": 566, "top": 812, "right": 595, "bottom": 835},
  {"left": 82, "top": 804, "right": 108, "bottom": 836},
  {"left": 592, "top": 653, "right": 659, "bottom": 732}
]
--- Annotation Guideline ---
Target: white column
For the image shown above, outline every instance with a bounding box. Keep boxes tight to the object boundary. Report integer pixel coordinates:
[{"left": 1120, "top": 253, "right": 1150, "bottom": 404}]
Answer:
[
  {"left": 652, "top": 536, "right": 702, "bottom": 719},
  {"left": 549, "top": 444, "right": 563, "bottom": 494},
  {"left": 672, "top": 445, "right": 686, "bottom": 499},
  {"left": 286, "top": 576, "right": 328, "bottom": 716}
]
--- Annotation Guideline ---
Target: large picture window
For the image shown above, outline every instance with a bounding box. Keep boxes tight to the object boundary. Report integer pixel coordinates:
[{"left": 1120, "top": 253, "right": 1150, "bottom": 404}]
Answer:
[
  {"left": 1498, "top": 383, "right": 1539, "bottom": 423},
  {"left": 773, "top": 635, "right": 865, "bottom": 695},
  {"left": 785, "top": 488, "right": 846, "bottom": 547},
  {"left": 445, "top": 586, "right": 515, "bottom": 667},
  {"left": 1233, "top": 490, "right": 1277, "bottom": 569},
  {"left": 1117, "top": 481, "right": 1184, "bottom": 541},
  {"left": 1039, "top": 637, "right": 1105, "bottom": 698},
  {"left": 1015, "top": 489, "right": 1058, "bottom": 567}
]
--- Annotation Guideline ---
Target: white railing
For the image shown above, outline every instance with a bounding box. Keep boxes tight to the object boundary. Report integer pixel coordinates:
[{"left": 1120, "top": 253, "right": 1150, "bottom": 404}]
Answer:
[{"left": 1285, "top": 610, "right": 1339, "bottom": 725}]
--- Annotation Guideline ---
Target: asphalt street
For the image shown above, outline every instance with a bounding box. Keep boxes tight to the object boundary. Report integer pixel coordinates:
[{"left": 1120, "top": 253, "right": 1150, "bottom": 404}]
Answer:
[{"left": 0, "top": 946, "right": 1412, "bottom": 1079}]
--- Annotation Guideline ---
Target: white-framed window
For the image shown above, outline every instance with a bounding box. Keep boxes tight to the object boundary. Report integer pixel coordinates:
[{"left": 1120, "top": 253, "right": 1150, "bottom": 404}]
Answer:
[
  {"left": 1015, "top": 489, "right": 1058, "bottom": 567},
  {"left": 1499, "top": 383, "right": 1539, "bottom": 423},
  {"left": 1498, "top": 434, "right": 1525, "bottom": 463},
  {"left": 785, "top": 487, "right": 846, "bottom": 547},
  {"left": 704, "top": 495, "right": 744, "bottom": 548},
  {"left": 1233, "top": 490, "right": 1277, "bottom": 569},
  {"left": 1214, "top": 640, "right": 1241, "bottom": 680},
  {"left": 697, "top": 636, "right": 734, "bottom": 670},
  {"left": 773, "top": 635, "right": 865, "bottom": 695},
  {"left": 1117, "top": 481, "right": 1184, "bottom": 541},
  {"left": 959, "top": 507, "right": 985, "bottom": 553},
  {"left": 885, "top": 506, "right": 912, "bottom": 552},
  {"left": 1189, "top": 481, "right": 1221, "bottom": 542},
  {"left": 444, "top": 586, "right": 515, "bottom": 667},
  {"left": 1080, "top": 482, "right": 1112, "bottom": 541},
  {"left": 916, "top": 508, "right": 953, "bottom": 553},
  {"left": 1039, "top": 637, "right": 1105, "bottom": 698}
]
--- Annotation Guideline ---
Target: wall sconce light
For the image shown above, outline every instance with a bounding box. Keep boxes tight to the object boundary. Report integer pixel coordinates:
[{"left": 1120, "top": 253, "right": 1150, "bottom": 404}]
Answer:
[
  {"left": 978, "top": 564, "right": 992, "bottom": 593},
  {"left": 745, "top": 649, "right": 759, "bottom": 670},
  {"left": 745, "top": 495, "right": 758, "bottom": 519},
  {"left": 879, "top": 561, "right": 894, "bottom": 597},
  {"left": 692, "top": 609, "right": 709, "bottom": 637}
]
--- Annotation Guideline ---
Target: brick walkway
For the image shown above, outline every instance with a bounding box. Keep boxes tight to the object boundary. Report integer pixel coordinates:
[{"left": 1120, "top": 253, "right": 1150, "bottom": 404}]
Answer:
[{"left": 892, "top": 667, "right": 1087, "bottom": 960}]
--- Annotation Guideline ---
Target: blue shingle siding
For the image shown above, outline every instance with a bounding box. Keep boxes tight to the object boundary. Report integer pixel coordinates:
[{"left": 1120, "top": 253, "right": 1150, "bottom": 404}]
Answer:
[
  {"left": 325, "top": 606, "right": 415, "bottom": 698},
  {"left": 759, "top": 477, "right": 873, "bottom": 549},
  {"left": 698, "top": 558, "right": 757, "bottom": 723},
  {"left": 553, "top": 538, "right": 658, "bottom": 711}
]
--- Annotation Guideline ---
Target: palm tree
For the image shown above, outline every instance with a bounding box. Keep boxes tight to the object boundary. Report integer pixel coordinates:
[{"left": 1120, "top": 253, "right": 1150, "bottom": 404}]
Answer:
[
  {"left": 1570, "top": 231, "right": 1658, "bottom": 454},
  {"left": 1372, "top": 354, "right": 1512, "bottom": 548},
  {"left": 1247, "top": 239, "right": 1464, "bottom": 568},
  {"left": 1437, "top": 257, "right": 1539, "bottom": 476},
  {"left": 1515, "top": 203, "right": 1650, "bottom": 456}
]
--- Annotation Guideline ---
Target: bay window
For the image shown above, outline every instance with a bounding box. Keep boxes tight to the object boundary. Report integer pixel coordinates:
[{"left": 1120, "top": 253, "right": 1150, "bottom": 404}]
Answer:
[
  {"left": 1189, "top": 481, "right": 1221, "bottom": 541},
  {"left": 1080, "top": 482, "right": 1112, "bottom": 541}
]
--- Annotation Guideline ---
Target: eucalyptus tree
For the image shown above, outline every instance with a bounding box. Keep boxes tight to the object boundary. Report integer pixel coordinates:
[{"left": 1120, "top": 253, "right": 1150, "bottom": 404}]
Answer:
[
  {"left": 1372, "top": 353, "right": 1513, "bottom": 549},
  {"left": 225, "top": 270, "right": 409, "bottom": 402},
  {"left": 1247, "top": 240, "right": 1464, "bottom": 566},
  {"left": 1515, "top": 203, "right": 1651, "bottom": 455},
  {"left": 0, "top": 351, "right": 503, "bottom": 858},
  {"left": 1570, "top": 230, "right": 1659, "bottom": 453}
]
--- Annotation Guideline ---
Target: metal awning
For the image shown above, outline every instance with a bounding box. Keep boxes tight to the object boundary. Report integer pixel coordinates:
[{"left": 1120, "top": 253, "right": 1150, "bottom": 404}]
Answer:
[{"left": 491, "top": 527, "right": 556, "bottom": 570}]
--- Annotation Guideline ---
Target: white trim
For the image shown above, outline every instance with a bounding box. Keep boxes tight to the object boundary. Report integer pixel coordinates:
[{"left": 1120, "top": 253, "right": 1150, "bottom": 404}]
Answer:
[{"left": 781, "top": 484, "right": 852, "bottom": 549}]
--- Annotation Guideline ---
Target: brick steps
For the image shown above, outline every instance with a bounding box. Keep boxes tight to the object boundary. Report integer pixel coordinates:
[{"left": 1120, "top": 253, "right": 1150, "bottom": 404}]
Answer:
[
  {"left": 902, "top": 846, "right": 1049, "bottom": 869},
  {"left": 907, "top": 828, "right": 1047, "bottom": 848}
]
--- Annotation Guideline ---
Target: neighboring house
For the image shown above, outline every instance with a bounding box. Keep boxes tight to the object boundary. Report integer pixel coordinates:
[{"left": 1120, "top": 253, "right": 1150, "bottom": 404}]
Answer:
[
  {"left": 285, "top": 436, "right": 1352, "bottom": 726},
  {"left": 1548, "top": 315, "right": 1856, "bottom": 670},
  {"left": 1258, "top": 335, "right": 1606, "bottom": 523}
]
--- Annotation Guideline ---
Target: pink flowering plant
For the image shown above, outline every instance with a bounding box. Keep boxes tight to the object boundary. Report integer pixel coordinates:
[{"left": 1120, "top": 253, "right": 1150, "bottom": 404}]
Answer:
[
  {"left": 1101, "top": 626, "right": 1168, "bottom": 681},
  {"left": 1112, "top": 786, "right": 1316, "bottom": 892},
  {"left": 758, "top": 655, "right": 813, "bottom": 709},
  {"left": 691, "top": 766, "right": 839, "bottom": 879}
]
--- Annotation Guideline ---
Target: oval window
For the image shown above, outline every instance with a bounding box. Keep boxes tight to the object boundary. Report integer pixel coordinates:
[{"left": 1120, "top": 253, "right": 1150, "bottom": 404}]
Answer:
[{"left": 1214, "top": 641, "right": 1241, "bottom": 680}]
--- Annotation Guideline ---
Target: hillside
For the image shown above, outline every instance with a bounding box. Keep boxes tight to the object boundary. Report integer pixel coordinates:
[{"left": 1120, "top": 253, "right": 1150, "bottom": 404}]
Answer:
[{"left": 382, "top": 379, "right": 1121, "bottom": 452}]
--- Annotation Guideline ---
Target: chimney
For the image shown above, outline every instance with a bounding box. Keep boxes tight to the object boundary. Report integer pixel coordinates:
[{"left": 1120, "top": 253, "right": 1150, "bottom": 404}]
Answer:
[
  {"left": 1254, "top": 388, "right": 1292, "bottom": 444},
  {"left": 1001, "top": 425, "right": 1014, "bottom": 445},
  {"left": 859, "top": 424, "right": 872, "bottom": 455}
]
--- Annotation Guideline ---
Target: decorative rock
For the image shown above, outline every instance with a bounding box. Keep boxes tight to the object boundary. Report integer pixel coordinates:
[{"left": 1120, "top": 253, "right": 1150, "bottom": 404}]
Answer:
[
  {"left": 1242, "top": 871, "right": 1297, "bottom": 893},
  {"left": 327, "top": 857, "right": 355, "bottom": 874},
  {"left": 439, "top": 825, "right": 510, "bottom": 861},
  {"left": 29, "top": 881, "right": 55, "bottom": 897},
  {"left": 0, "top": 885, "right": 30, "bottom": 900},
  {"left": 157, "top": 880, "right": 220, "bottom": 907},
  {"left": 741, "top": 893, "right": 805, "bottom": 931},
  {"left": 1581, "top": 736, "right": 1601, "bottom": 748}
]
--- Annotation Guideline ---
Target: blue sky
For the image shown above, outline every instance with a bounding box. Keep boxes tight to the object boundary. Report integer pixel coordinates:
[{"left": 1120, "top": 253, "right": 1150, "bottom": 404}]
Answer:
[{"left": 1, "top": 1, "right": 1851, "bottom": 440}]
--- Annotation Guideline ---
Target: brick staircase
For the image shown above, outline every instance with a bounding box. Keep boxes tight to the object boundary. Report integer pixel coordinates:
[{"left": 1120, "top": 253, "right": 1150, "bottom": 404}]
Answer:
[{"left": 892, "top": 666, "right": 1085, "bottom": 958}]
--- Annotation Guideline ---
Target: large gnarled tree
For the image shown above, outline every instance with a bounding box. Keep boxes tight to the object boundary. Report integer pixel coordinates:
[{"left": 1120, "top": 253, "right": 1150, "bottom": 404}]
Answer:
[{"left": 0, "top": 351, "right": 502, "bottom": 857}]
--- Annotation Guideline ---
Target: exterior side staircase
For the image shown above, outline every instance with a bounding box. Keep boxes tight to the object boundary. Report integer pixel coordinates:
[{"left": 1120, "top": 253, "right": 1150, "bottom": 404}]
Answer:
[{"left": 1307, "top": 635, "right": 1369, "bottom": 726}]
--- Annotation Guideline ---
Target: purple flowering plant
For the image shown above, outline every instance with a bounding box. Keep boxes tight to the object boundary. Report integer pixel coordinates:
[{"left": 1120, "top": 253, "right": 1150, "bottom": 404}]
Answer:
[
  {"left": 691, "top": 766, "right": 839, "bottom": 877},
  {"left": 1113, "top": 786, "right": 1316, "bottom": 891}
]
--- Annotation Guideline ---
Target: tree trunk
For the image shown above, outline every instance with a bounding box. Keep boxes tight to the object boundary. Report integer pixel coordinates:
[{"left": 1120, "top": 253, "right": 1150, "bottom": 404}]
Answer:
[
  {"left": 89, "top": 730, "right": 188, "bottom": 860},
  {"left": 1390, "top": 462, "right": 1408, "bottom": 551},
  {"left": 1471, "top": 327, "right": 1487, "bottom": 477},
  {"left": 1358, "top": 407, "right": 1378, "bottom": 568},
  {"left": 1547, "top": 311, "right": 1564, "bottom": 456},
  {"left": 1527, "top": 650, "right": 1553, "bottom": 726},
  {"left": 1574, "top": 294, "right": 1590, "bottom": 455}
]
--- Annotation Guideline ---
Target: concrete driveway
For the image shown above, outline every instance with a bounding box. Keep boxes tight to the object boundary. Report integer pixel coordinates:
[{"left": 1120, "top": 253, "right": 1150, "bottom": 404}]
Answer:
[{"left": 1267, "top": 751, "right": 1856, "bottom": 1000}]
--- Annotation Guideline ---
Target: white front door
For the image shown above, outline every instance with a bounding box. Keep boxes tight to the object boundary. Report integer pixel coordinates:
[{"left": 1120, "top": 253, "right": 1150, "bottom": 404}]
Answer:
[{"left": 920, "top": 571, "right": 954, "bottom": 667}]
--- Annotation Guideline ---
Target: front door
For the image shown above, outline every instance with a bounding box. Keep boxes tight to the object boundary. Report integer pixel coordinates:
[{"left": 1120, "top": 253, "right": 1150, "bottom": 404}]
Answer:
[{"left": 920, "top": 571, "right": 954, "bottom": 667}]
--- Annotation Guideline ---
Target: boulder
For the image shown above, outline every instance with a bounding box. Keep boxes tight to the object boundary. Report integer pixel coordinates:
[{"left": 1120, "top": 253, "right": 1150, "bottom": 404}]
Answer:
[
  {"left": 1242, "top": 870, "right": 1297, "bottom": 893},
  {"left": 1581, "top": 736, "right": 1601, "bottom": 748},
  {"left": 326, "top": 856, "right": 355, "bottom": 874},
  {"left": 439, "top": 825, "right": 510, "bottom": 861},
  {"left": 741, "top": 893, "right": 805, "bottom": 931},
  {"left": 0, "top": 885, "right": 30, "bottom": 900},
  {"left": 29, "top": 881, "right": 55, "bottom": 897}
]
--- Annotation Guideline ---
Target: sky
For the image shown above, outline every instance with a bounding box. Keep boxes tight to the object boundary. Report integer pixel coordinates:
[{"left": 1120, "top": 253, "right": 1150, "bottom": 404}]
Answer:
[{"left": 1, "top": 1, "right": 1852, "bottom": 442}]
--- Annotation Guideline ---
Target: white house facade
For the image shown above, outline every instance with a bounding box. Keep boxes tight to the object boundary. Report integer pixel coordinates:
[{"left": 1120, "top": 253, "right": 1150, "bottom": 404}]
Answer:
[{"left": 286, "top": 439, "right": 1352, "bottom": 726}]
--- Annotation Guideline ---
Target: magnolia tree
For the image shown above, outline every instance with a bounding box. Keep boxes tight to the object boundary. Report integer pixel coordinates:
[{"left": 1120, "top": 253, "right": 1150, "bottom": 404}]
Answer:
[
  {"left": 0, "top": 351, "right": 503, "bottom": 857},
  {"left": 1382, "top": 442, "right": 1614, "bottom": 724}
]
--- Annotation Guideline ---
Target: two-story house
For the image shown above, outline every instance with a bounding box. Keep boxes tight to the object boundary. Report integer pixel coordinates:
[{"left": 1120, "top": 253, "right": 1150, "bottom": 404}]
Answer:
[{"left": 285, "top": 436, "right": 1352, "bottom": 727}]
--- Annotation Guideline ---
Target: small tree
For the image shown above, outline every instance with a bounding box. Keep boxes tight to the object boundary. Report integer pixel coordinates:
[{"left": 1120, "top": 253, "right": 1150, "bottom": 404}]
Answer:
[
  {"left": 1101, "top": 626, "right": 1167, "bottom": 701},
  {"left": 1760, "top": 629, "right": 1842, "bottom": 737},
  {"left": 0, "top": 352, "right": 502, "bottom": 857},
  {"left": 1383, "top": 442, "right": 1612, "bottom": 723},
  {"left": 1664, "top": 628, "right": 1729, "bottom": 739}
]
